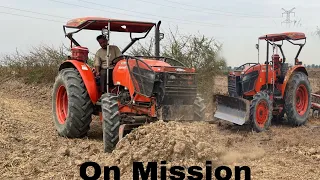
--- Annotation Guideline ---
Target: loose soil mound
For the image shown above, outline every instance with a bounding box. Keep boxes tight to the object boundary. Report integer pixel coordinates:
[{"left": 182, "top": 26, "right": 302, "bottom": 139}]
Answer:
[{"left": 105, "top": 120, "right": 266, "bottom": 179}]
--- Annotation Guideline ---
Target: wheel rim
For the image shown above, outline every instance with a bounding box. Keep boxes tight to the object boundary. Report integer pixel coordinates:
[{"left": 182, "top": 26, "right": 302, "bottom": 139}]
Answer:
[
  {"left": 56, "top": 85, "right": 68, "bottom": 124},
  {"left": 295, "top": 84, "right": 308, "bottom": 116},
  {"left": 256, "top": 100, "right": 269, "bottom": 128}
]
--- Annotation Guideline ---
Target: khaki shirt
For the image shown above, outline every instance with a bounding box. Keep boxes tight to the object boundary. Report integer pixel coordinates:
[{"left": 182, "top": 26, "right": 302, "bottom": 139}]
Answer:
[{"left": 94, "top": 45, "right": 122, "bottom": 69}]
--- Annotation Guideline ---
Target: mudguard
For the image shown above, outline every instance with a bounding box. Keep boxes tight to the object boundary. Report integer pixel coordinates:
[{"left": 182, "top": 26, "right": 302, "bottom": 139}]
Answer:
[
  {"left": 281, "top": 65, "right": 308, "bottom": 97},
  {"left": 59, "top": 60, "right": 99, "bottom": 104}
]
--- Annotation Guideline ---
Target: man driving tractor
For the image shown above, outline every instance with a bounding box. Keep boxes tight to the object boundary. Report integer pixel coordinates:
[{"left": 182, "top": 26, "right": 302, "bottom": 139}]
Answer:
[{"left": 94, "top": 34, "right": 122, "bottom": 93}]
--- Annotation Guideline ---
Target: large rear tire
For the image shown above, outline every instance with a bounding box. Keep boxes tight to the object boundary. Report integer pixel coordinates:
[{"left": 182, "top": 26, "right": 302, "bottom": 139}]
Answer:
[
  {"left": 52, "top": 67, "right": 93, "bottom": 138},
  {"left": 193, "top": 95, "right": 206, "bottom": 121},
  {"left": 284, "top": 71, "right": 311, "bottom": 126},
  {"left": 249, "top": 91, "right": 273, "bottom": 132},
  {"left": 101, "top": 93, "right": 120, "bottom": 153}
]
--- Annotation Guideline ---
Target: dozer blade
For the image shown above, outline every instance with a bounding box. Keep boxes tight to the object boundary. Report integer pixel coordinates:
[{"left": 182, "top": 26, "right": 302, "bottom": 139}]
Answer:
[{"left": 213, "top": 95, "right": 251, "bottom": 125}]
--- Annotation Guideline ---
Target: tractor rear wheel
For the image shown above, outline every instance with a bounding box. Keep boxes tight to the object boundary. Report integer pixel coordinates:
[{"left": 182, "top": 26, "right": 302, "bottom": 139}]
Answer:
[
  {"left": 284, "top": 71, "right": 311, "bottom": 126},
  {"left": 52, "top": 67, "right": 93, "bottom": 138},
  {"left": 249, "top": 91, "right": 273, "bottom": 132},
  {"left": 101, "top": 93, "right": 120, "bottom": 153},
  {"left": 193, "top": 95, "right": 206, "bottom": 121}
]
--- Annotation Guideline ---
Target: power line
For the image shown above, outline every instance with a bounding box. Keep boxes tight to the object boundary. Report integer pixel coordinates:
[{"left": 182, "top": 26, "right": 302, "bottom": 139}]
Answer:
[
  {"left": 0, "top": 3, "right": 276, "bottom": 31},
  {"left": 0, "top": 5, "right": 227, "bottom": 40},
  {"left": 49, "top": 0, "right": 278, "bottom": 29},
  {"left": 0, "top": 5, "right": 70, "bottom": 19},
  {"left": 77, "top": 0, "right": 236, "bottom": 26},
  {"left": 0, "top": 11, "right": 65, "bottom": 23},
  {"left": 138, "top": 0, "right": 280, "bottom": 18}
]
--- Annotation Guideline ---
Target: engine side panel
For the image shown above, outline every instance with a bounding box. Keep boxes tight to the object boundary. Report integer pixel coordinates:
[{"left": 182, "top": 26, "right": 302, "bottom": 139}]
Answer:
[
  {"left": 112, "top": 59, "right": 136, "bottom": 97},
  {"left": 250, "top": 64, "right": 276, "bottom": 95},
  {"left": 228, "top": 64, "right": 277, "bottom": 97},
  {"left": 242, "top": 70, "right": 259, "bottom": 94}
]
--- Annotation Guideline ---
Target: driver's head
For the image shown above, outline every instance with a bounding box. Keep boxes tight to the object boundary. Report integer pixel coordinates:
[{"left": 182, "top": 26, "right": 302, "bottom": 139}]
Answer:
[{"left": 96, "top": 35, "right": 108, "bottom": 49}]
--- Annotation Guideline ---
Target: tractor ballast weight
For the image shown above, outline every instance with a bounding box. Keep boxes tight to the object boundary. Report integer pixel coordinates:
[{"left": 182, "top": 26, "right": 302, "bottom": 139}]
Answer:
[
  {"left": 52, "top": 17, "right": 206, "bottom": 153},
  {"left": 214, "top": 32, "right": 312, "bottom": 132}
]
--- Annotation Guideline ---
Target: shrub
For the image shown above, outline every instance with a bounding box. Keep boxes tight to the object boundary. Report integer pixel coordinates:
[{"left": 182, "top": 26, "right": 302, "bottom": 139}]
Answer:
[
  {"left": 0, "top": 44, "right": 70, "bottom": 84},
  {"left": 0, "top": 27, "right": 228, "bottom": 104},
  {"left": 130, "top": 28, "right": 227, "bottom": 102}
]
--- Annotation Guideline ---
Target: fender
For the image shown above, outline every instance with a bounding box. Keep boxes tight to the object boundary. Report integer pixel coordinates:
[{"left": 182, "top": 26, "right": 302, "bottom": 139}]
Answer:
[
  {"left": 281, "top": 65, "right": 308, "bottom": 97},
  {"left": 59, "top": 60, "right": 99, "bottom": 104}
]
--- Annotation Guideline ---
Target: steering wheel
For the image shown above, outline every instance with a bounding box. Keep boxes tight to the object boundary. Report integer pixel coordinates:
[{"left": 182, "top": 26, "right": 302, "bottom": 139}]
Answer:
[{"left": 110, "top": 55, "right": 126, "bottom": 66}]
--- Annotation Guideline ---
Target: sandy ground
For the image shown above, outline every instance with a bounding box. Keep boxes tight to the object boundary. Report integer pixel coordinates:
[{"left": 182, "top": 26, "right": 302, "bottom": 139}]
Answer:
[{"left": 0, "top": 72, "right": 320, "bottom": 180}]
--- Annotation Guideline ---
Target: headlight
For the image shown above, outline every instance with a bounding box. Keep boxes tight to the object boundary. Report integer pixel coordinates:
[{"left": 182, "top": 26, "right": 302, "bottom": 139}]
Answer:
[
  {"left": 148, "top": 73, "right": 155, "bottom": 79},
  {"left": 169, "top": 75, "right": 176, "bottom": 79}
]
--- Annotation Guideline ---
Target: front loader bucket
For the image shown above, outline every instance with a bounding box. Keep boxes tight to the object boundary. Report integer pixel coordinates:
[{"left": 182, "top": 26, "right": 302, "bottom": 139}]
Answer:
[{"left": 213, "top": 95, "right": 251, "bottom": 125}]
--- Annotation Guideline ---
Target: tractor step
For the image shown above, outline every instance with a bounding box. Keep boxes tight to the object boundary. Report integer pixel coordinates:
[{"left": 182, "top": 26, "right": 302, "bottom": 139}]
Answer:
[
  {"left": 312, "top": 102, "right": 320, "bottom": 110},
  {"left": 274, "top": 95, "right": 282, "bottom": 99}
]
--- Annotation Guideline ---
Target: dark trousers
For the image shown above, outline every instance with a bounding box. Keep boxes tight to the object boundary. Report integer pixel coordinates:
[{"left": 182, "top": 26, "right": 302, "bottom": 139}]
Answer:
[{"left": 100, "top": 68, "right": 108, "bottom": 93}]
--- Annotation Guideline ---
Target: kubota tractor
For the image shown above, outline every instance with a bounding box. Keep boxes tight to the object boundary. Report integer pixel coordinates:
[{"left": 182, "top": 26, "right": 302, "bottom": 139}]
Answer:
[
  {"left": 214, "top": 32, "right": 312, "bottom": 132},
  {"left": 52, "top": 17, "right": 206, "bottom": 152}
]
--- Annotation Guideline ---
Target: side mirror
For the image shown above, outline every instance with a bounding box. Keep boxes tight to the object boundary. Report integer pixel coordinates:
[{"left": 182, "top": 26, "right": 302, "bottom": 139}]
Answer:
[
  {"left": 159, "top": 33, "right": 164, "bottom": 40},
  {"left": 102, "top": 28, "right": 110, "bottom": 41},
  {"left": 255, "top": 44, "right": 259, "bottom": 50}
]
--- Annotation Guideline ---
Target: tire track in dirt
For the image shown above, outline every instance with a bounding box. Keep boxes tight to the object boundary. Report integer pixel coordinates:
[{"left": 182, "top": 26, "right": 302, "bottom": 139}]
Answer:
[
  {"left": 0, "top": 89, "right": 108, "bottom": 179},
  {"left": 0, "top": 79, "right": 320, "bottom": 179}
]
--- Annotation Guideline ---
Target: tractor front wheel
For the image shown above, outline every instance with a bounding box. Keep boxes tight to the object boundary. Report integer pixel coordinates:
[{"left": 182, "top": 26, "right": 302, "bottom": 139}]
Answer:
[
  {"left": 101, "top": 93, "right": 120, "bottom": 153},
  {"left": 52, "top": 67, "right": 93, "bottom": 138},
  {"left": 284, "top": 72, "right": 311, "bottom": 126},
  {"left": 249, "top": 91, "right": 273, "bottom": 132},
  {"left": 193, "top": 95, "right": 206, "bottom": 121}
]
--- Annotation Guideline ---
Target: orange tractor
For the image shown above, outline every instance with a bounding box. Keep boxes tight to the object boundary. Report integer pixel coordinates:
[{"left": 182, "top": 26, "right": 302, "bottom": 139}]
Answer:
[
  {"left": 214, "top": 32, "right": 313, "bottom": 132},
  {"left": 52, "top": 17, "right": 206, "bottom": 152}
]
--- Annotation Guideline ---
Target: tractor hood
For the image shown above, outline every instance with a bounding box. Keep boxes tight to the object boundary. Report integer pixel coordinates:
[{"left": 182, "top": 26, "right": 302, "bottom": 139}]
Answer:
[{"left": 140, "top": 58, "right": 196, "bottom": 73}]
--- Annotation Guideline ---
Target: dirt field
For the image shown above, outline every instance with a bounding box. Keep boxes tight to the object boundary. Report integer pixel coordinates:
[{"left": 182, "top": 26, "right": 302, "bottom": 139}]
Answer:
[{"left": 0, "top": 71, "right": 320, "bottom": 180}]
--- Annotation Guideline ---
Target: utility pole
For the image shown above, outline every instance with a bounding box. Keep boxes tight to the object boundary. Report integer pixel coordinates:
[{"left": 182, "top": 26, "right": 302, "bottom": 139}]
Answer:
[{"left": 281, "top": 8, "right": 295, "bottom": 28}]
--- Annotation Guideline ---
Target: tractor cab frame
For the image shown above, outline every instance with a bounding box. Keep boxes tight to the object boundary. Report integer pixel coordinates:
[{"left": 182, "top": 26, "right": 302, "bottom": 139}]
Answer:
[{"left": 62, "top": 17, "right": 164, "bottom": 95}]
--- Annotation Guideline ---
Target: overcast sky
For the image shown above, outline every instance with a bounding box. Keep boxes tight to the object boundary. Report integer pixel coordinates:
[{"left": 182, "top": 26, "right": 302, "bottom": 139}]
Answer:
[{"left": 1, "top": 0, "right": 319, "bottom": 67}]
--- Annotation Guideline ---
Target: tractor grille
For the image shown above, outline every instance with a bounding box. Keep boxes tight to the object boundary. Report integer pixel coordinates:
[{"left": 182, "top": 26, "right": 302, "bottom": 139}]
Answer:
[
  {"left": 164, "top": 72, "right": 197, "bottom": 96},
  {"left": 228, "top": 74, "right": 241, "bottom": 97},
  {"left": 162, "top": 72, "right": 197, "bottom": 105},
  {"left": 166, "top": 72, "right": 195, "bottom": 85}
]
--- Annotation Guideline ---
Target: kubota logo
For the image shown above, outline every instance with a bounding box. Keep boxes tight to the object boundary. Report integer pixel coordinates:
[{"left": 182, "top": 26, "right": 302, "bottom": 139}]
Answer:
[{"left": 175, "top": 68, "right": 185, "bottom": 72}]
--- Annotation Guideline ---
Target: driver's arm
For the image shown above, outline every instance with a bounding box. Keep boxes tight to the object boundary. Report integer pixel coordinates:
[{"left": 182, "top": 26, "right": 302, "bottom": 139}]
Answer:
[
  {"left": 110, "top": 46, "right": 123, "bottom": 66},
  {"left": 115, "top": 46, "right": 122, "bottom": 57}
]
